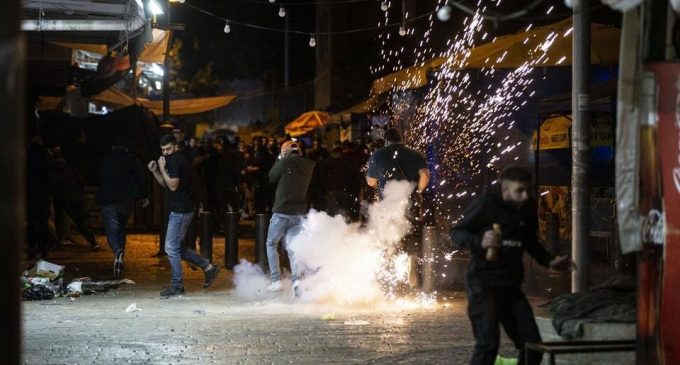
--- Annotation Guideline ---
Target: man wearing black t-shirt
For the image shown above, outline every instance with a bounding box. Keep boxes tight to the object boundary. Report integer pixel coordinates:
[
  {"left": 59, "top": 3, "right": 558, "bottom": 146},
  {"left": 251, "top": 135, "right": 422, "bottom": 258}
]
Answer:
[
  {"left": 148, "top": 135, "right": 220, "bottom": 298},
  {"left": 366, "top": 128, "right": 430, "bottom": 287}
]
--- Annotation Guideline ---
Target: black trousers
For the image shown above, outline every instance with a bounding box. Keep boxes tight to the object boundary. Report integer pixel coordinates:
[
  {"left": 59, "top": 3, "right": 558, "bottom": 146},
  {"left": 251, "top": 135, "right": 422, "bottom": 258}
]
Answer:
[
  {"left": 54, "top": 198, "right": 96, "bottom": 246},
  {"left": 26, "top": 198, "right": 51, "bottom": 255},
  {"left": 467, "top": 287, "right": 542, "bottom": 365}
]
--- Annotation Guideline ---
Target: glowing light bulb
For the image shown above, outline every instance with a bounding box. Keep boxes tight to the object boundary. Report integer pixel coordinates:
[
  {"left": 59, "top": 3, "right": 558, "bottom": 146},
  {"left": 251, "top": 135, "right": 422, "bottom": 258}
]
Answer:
[
  {"left": 223, "top": 21, "right": 230, "bottom": 33},
  {"left": 399, "top": 26, "right": 406, "bottom": 36},
  {"left": 278, "top": 6, "right": 286, "bottom": 17},
  {"left": 269, "top": 0, "right": 276, "bottom": 2},
  {"left": 148, "top": 0, "right": 164, "bottom": 15},
  {"left": 309, "top": 35, "right": 316, "bottom": 47},
  {"left": 380, "top": 1, "right": 388, "bottom": 11},
  {"left": 436, "top": 4, "right": 452, "bottom": 22}
]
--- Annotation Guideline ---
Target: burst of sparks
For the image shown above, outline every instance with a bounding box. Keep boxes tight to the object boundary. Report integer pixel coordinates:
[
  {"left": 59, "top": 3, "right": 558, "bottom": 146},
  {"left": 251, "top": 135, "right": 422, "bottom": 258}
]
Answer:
[
  {"left": 359, "top": 1, "right": 563, "bottom": 306},
  {"left": 367, "top": 0, "right": 562, "bottom": 225}
]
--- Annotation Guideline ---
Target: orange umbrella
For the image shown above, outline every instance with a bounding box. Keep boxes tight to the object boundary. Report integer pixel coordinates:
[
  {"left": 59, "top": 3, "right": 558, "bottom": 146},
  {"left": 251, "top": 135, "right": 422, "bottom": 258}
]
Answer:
[{"left": 284, "top": 111, "right": 330, "bottom": 137}]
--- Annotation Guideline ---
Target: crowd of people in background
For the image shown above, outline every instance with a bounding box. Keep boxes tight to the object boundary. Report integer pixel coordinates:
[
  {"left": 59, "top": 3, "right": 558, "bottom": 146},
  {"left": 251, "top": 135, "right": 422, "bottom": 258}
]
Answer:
[
  {"left": 25, "top": 127, "right": 389, "bottom": 260},
  {"left": 26, "top": 135, "right": 100, "bottom": 259},
  {"left": 175, "top": 132, "right": 383, "bottom": 231}
]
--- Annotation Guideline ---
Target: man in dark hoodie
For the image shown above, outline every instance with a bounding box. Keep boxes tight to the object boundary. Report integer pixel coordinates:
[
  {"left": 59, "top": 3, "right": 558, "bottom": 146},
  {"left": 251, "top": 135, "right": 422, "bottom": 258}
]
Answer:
[
  {"left": 97, "top": 138, "right": 147, "bottom": 276},
  {"left": 49, "top": 145, "right": 99, "bottom": 251},
  {"left": 264, "top": 140, "right": 315, "bottom": 298},
  {"left": 450, "top": 166, "right": 572, "bottom": 365},
  {"left": 316, "top": 147, "right": 356, "bottom": 218}
]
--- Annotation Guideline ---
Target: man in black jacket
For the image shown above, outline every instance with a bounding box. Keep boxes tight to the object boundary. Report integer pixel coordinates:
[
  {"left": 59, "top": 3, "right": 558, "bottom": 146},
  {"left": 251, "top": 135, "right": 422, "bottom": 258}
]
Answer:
[
  {"left": 97, "top": 139, "right": 147, "bottom": 276},
  {"left": 264, "top": 141, "right": 315, "bottom": 298},
  {"left": 450, "top": 166, "right": 572, "bottom": 365}
]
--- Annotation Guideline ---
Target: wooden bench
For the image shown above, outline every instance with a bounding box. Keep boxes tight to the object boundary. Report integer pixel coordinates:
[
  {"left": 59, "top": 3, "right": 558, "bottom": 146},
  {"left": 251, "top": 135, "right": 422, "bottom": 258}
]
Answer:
[{"left": 525, "top": 340, "right": 636, "bottom": 365}]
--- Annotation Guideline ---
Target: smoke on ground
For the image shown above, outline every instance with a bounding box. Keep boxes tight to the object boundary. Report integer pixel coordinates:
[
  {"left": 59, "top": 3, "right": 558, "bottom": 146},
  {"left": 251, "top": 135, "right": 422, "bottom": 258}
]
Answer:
[{"left": 233, "top": 181, "right": 416, "bottom": 305}]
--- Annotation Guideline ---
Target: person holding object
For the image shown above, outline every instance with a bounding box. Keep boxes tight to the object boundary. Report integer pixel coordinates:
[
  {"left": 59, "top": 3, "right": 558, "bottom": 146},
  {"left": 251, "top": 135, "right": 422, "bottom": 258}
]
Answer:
[
  {"left": 265, "top": 140, "right": 315, "bottom": 298},
  {"left": 148, "top": 135, "right": 220, "bottom": 299},
  {"left": 450, "top": 166, "right": 574, "bottom": 365}
]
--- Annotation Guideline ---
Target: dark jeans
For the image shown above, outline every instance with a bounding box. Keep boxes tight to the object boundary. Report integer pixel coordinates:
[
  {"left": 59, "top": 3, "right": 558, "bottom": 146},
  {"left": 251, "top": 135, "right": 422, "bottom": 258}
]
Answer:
[
  {"left": 325, "top": 191, "right": 353, "bottom": 218},
  {"left": 101, "top": 201, "right": 133, "bottom": 255},
  {"left": 254, "top": 184, "right": 272, "bottom": 214},
  {"left": 165, "top": 211, "right": 210, "bottom": 289},
  {"left": 26, "top": 198, "right": 51, "bottom": 255},
  {"left": 219, "top": 187, "right": 241, "bottom": 213},
  {"left": 55, "top": 198, "right": 96, "bottom": 246},
  {"left": 467, "top": 287, "right": 542, "bottom": 365}
]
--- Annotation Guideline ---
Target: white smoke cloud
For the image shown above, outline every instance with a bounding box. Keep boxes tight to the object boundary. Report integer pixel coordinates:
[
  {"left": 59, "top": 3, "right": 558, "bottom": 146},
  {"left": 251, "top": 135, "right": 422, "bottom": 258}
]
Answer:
[{"left": 232, "top": 181, "right": 417, "bottom": 305}]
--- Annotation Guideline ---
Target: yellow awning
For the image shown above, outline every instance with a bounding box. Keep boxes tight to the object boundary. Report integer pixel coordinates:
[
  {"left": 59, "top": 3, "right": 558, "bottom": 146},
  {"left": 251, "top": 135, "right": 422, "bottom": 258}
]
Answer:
[
  {"left": 371, "top": 57, "right": 447, "bottom": 95},
  {"left": 371, "top": 18, "right": 620, "bottom": 95},
  {"left": 138, "top": 95, "right": 237, "bottom": 116},
  {"left": 465, "top": 18, "right": 619, "bottom": 69},
  {"left": 285, "top": 111, "right": 330, "bottom": 137},
  {"left": 330, "top": 94, "right": 386, "bottom": 121},
  {"left": 37, "top": 87, "right": 237, "bottom": 116},
  {"left": 55, "top": 29, "right": 172, "bottom": 64}
]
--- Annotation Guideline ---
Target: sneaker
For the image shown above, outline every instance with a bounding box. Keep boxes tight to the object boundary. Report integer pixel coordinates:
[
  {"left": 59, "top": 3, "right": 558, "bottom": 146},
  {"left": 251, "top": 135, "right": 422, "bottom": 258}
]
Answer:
[
  {"left": 160, "top": 286, "right": 184, "bottom": 299},
  {"left": 266, "top": 280, "right": 283, "bottom": 292},
  {"left": 291, "top": 280, "right": 301, "bottom": 299},
  {"left": 113, "top": 251, "right": 124, "bottom": 277},
  {"left": 203, "top": 265, "right": 221, "bottom": 288},
  {"left": 154, "top": 250, "right": 167, "bottom": 258}
]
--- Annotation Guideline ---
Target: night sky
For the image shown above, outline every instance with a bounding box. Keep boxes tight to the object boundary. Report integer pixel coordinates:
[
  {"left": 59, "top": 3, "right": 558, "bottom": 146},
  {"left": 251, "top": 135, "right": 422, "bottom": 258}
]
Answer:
[
  {"left": 171, "top": 0, "right": 316, "bottom": 89},
  {"left": 168, "top": 0, "right": 620, "bottom": 97}
]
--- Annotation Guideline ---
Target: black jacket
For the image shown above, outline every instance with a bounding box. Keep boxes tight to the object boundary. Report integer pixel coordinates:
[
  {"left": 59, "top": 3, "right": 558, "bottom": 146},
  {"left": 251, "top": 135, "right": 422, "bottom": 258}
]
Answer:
[
  {"left": 269, "top": 154, "right": 315, "bottom": 215},
  {"left": 450, "top": 191, "right": 553, "bottom": 291},
  {"left": 96, "top": 149, "right": 146, "bottom": 205}
]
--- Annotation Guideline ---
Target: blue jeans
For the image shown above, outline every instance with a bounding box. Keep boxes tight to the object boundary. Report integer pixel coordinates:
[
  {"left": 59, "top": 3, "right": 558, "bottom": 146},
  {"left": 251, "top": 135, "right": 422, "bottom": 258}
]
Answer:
[
  {"left": 165, "top": 211, "right": 210, "bottom": 288},
  {"left": 266, "top": 213, "right": 304, "bottom": 282},
  {"left": 101, "top": 202, "right": 133, "bottom": 255}
]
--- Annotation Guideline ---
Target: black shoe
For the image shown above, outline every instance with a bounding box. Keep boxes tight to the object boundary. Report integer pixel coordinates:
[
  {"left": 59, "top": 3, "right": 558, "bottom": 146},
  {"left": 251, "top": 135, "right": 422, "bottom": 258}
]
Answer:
[
  {"left": 160, "top": 286, "right": 184, "bottom": 299},
  {"left": 113, "top": 251, "right": 124, "bottom": 277},
  {"left": 154, "top": 250, "right": 167, "bottom": 258},
  {"left": 203, "top": 265, "right": 221, "bottom": 288}
]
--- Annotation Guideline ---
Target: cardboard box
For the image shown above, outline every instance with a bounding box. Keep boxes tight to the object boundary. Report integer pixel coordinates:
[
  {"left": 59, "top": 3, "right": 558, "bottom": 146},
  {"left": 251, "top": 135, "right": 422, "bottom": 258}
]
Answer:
[{"left": 27, "top": 260, "right": 64, "bottom": 280}]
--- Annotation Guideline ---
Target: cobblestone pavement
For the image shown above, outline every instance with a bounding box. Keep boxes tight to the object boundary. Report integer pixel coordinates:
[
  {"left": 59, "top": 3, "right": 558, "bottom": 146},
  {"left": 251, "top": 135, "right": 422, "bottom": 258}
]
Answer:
[{"left": 22, "top": 232, "right": 527, "bottom": 365}]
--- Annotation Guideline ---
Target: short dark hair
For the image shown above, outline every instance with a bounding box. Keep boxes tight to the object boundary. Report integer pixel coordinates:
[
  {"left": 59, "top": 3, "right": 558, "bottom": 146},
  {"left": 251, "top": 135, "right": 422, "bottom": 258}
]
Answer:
[
  {"left": 160, "top": 134, "right": 177, "bottom": 146},
  {"left": 499, "top": 166, "right": 533, "bottom": 184},
  {"left": 384, "top": 128, "right": 403, "bottom": 144}
]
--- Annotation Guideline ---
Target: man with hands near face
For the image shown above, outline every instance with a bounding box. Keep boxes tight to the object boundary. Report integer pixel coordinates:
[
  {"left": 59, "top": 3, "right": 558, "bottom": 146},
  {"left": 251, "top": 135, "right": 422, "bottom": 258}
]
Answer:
[
  {"left": 450, "top": 166, "right": 574, "bottom": 365},
  {"left": 148, "top": 135, "right": 220, "bottom": 299}
]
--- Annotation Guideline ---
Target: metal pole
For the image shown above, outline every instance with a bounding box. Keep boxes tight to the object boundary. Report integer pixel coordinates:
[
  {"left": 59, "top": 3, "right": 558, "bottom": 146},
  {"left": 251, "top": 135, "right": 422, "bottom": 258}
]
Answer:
[
  {"left": 0, "top": 1, "right": 23, "bottom": 362},
  {"left": 158, "top": 197, "right": 167, "bottom": 256},
  {"left": 200, "top": 211, "right": 213, "bottom": 263},
  {"left": 548, "top": 212, "right": 560, "bottom": 255},
  {"left": 421, "top": 226, "right": 437, "bottom": 293},
  {"left": 571, "top": 0, "right": 590, "bottom": 293},
  {"left": 255, "top": 214, "right": 270, "bottom": 271},
  {"left": 225, "top": 211, "right": 239, "bottom": 269},
  {"left": 162, "top": 1, "right": 171, "bottom": 123}
]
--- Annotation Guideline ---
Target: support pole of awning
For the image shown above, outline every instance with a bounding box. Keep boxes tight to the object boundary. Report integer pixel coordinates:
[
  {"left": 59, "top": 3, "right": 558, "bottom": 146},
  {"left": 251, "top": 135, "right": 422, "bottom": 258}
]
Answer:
[
  {"left": 0, "top": 0, "right": 23, "bottom": 362},
  {"left": 571, "top": 0, "right": 591, "bottom": 293},
  {"left": 21, "top": 18, "right": 146, "bottom": 32}
]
